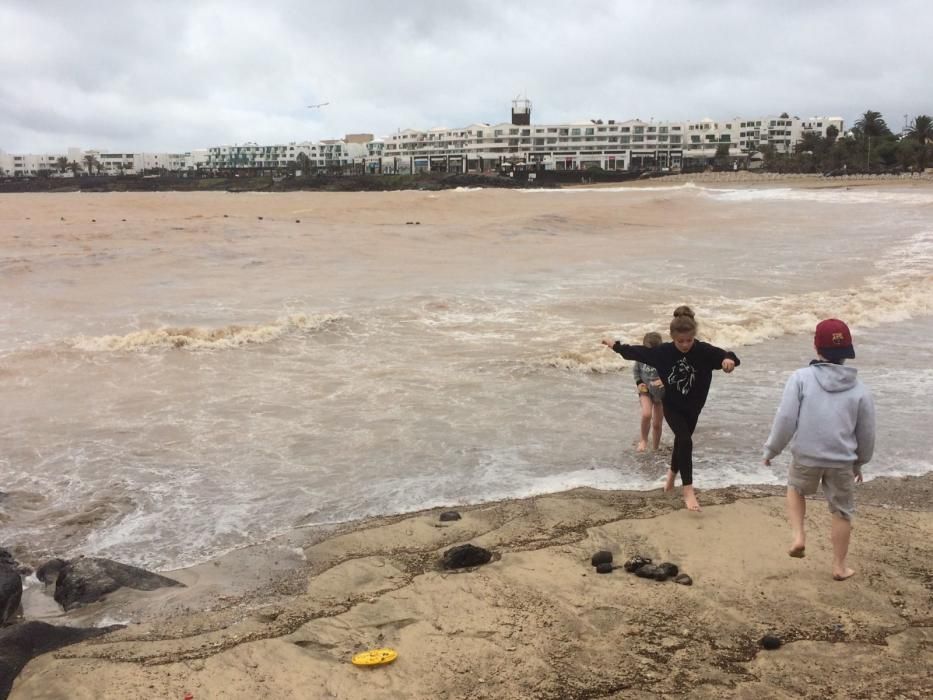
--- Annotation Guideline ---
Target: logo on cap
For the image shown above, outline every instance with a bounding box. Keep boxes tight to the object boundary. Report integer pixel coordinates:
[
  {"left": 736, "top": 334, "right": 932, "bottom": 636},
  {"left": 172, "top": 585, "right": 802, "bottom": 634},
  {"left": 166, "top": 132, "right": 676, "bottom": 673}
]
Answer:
[{"left": 832, "top": 332, "right": 844, "bottom": 345}]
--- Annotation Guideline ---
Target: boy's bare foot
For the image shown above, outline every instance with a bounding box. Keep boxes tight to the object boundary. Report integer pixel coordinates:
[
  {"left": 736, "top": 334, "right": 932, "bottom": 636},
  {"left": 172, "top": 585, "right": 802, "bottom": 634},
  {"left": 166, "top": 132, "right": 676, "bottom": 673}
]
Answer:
[
  {"left": 683, "top": 485, "right": 701, "bottom": 512},
  {"left": 637, "top": 440, "right": 647, "bottom": 452},
  {"left": 833, "top": 568, "right": 855, "bottom": 581},
  {"left": 664, "top": 470, "right": 676, "bottom": 492},
  {"left": 788, "top": 545, "right": 806, "bottom": 558}
]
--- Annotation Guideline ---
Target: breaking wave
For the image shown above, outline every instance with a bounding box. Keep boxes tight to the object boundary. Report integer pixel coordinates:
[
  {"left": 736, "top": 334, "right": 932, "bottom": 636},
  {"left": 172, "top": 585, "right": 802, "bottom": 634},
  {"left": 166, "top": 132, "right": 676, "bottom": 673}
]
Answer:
[
  {"left": 703, "top": 187, "right": 933, "bottom": 205},
  {"left": 521, "top": 181, "right": 933, "bottom": 205},
  {"left": 68, "top": 313, "right": 346, "bottom": 351},
  {"left": 548, "top": 230, "right": 933, "bottom": 372}
]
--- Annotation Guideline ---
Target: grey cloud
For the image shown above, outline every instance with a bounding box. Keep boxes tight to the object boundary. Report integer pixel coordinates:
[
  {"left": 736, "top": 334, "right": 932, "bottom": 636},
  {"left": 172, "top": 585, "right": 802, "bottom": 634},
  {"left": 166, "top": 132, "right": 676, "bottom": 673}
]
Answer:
[{"left": 2, "top": 0, "right": 931, "bottom": 153}]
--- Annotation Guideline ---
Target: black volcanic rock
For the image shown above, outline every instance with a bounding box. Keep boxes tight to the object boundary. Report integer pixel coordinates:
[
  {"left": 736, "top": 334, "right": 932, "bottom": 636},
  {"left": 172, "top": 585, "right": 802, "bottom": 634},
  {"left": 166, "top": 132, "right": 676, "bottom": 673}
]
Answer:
[
  {"left": 439, "top": 511, "right": 462, "bottom": 522},
  {"left": 441, "top": 544, "right": 492, "bottom": 570},
  {"left": 634, "top": 564, "right": 670, "bottom": 581},
  {"left": 35, "top": 559, "right": 68, "bottom": 585},
  {"left": 53, "top": 557, "right": 184, "bottom": 611},
  {"left": 0, "top": 621, "right": 122, "bottom": 697},
  {"left": 590, "top": 551, "right": 613, "bottom": 567},
  {"left": 760, "top": 634, "right": 782, "bottom": 650},
  {"left": 0, "top": 550, "right": 23, "bottom": 626}
]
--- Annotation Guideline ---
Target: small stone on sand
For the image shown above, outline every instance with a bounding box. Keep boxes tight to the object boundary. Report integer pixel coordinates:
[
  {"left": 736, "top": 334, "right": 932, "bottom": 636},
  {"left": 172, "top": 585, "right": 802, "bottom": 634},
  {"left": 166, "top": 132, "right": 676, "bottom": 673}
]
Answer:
[
  {"left": 591, "top": 551, "right": 613, "bottom": 567},
  {"left": 760, "top": 634, "right": 782, "bottom": 650}
]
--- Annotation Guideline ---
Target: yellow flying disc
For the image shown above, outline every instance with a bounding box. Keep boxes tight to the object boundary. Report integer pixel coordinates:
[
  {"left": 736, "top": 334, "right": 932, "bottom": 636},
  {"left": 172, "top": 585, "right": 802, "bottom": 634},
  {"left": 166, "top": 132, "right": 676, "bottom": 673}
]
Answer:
[{"left": 351, "top": 648, "right": 398, "bottom": 666}]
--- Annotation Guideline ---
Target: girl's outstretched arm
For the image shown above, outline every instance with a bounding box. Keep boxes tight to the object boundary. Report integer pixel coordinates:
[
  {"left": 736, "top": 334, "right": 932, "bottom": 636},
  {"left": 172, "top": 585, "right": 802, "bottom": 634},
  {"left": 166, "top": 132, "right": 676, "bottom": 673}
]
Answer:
[
  {"left": 601, "top": 339, "right": 662, "bottom": 367},
  {"left": 702, "top": 342, "right": 740, "bottom": 371}
]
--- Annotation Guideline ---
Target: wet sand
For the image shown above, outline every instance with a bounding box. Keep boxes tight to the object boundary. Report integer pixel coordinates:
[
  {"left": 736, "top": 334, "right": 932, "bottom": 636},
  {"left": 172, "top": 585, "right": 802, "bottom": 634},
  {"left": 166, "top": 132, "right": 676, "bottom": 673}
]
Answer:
[{"left": 13, "top": 475, "right": 933, "bottom": 699}]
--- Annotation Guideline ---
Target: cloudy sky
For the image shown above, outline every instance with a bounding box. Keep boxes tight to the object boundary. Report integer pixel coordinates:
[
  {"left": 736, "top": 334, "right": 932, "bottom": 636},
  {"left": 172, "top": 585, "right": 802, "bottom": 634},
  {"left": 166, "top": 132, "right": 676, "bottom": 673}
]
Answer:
[{"left": 2, "top": 0, "right": 931, "bottom": 153}]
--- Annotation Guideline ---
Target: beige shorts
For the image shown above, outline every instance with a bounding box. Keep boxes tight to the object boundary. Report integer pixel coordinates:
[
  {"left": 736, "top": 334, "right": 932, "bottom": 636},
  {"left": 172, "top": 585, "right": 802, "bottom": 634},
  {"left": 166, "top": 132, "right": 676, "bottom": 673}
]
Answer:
[{"left": 788, "top": 463, "right": 857, "bottom": 520}]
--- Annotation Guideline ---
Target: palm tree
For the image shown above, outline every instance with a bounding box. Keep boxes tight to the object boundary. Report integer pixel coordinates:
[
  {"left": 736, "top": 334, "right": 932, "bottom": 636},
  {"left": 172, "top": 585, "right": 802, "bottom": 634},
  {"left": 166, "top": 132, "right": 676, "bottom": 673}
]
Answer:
[
  {"left": 82, "top": 154, "right": 99, "bottom": 176},
  {"left": 296, "top": 152, "right": 312, "bottom": 176},
  {"left": 55, "top": 156, "right": 69, "bottom": 174},
  {"left": 854, "top": 110, "right": 891, "bottom": 137},
  {"left": 69, "top": 161, "right": 82, "bottom": 176},
  {"left": 905, "top": 114, "right": 933, "bottom": 143},
  {"left": 905, "top": 115, "right": 932, "bottom": 172}
]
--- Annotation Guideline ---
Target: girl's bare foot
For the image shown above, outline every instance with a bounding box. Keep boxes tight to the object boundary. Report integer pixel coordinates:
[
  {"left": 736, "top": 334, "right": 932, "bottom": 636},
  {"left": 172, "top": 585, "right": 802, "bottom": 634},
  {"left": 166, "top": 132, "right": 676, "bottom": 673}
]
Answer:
[
  {"left": 788, "top": 544, "right": 806, "bottom": 558},
  {"left": 664, "top": 470, "right": 676, "bottom": 492},
  {"left": 833, "top": 568, "right": 855, "bottom": 581},
  {"left": 637, "top": 440, "right": 647, "bottom": 452},
  {"left": 683, "top": 485, "right": 701, "bottom": 511}
]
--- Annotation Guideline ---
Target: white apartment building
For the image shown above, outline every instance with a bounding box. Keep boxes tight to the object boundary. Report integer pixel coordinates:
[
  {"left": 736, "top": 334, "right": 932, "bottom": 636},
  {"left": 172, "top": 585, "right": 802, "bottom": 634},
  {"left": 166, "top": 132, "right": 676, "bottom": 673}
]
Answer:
[
  {"left": 0, "top": 147, "right": 84, "bottom": 177},
  {"left": 0, "top": 147, "right": 209, "bottom": 177},
  {"left": 372, "top": 100, "right": 845, "bottom": 173},
  {"left": 1, "top": 105, "right": 845, "bottom": 178},
  {"left": 206, "top": 138, "right": 366, "bottom": 172},
  {"left": 680, "top": 115, "right": 844, "bottom": 160}
]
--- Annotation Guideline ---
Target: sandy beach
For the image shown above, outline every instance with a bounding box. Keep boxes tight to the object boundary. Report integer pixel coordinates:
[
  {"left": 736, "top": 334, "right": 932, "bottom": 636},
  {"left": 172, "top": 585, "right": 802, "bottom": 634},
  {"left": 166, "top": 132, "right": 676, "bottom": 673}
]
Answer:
[{"left": 10, "top": 474, "right": 933, "bottom": 699}]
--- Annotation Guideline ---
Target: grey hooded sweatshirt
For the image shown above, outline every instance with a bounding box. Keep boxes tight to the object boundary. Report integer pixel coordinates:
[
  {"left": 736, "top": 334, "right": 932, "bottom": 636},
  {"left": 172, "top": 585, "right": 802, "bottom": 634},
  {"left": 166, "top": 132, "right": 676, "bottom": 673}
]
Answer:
[{"left": 763, "top": 362, "right": 875, "bottom": 469}]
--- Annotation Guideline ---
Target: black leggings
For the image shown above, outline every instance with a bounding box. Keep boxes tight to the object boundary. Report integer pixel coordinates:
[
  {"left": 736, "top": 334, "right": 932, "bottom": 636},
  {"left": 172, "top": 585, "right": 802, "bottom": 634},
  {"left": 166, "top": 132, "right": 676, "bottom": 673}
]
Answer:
[{"left": 663, "top": 405, "right": 701, "bottom": 486}]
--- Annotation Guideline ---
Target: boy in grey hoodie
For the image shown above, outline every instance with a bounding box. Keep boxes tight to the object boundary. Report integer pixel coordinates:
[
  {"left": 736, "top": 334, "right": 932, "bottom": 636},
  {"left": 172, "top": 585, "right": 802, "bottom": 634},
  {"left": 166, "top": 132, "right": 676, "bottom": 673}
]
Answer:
[{"left": 763, "top": 319, "right": 875, "bottom": 581}]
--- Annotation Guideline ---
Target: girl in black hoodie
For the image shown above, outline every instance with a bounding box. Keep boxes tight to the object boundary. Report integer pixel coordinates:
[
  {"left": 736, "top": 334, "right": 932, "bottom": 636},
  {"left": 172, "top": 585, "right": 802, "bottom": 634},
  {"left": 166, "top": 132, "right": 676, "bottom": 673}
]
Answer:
[{"left": 602, "top": 306, "right": 739, "bottom": 511}]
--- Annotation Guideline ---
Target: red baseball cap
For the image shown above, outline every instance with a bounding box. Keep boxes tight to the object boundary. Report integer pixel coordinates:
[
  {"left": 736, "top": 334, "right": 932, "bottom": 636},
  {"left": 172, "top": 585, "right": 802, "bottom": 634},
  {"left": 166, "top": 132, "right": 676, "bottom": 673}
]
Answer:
[{"left": 815, "top": 319, "right": 855, "bottom": 360}]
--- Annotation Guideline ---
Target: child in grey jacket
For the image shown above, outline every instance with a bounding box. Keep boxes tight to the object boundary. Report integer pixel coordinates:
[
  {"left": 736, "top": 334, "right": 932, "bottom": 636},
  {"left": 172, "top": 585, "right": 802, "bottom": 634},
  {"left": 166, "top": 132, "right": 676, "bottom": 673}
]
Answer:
[
  {"left": 763, "top": 319, "right": 875, "bottom": 581},
  {"left": 633, "top": 332, "right": 665, "bottom": 451}
]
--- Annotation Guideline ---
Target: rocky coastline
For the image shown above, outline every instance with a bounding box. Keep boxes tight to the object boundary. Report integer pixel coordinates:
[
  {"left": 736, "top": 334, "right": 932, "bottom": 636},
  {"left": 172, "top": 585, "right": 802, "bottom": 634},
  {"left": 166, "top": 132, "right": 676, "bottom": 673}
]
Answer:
[{"left": 3, "top": 473, "right": 931, "bottom": 698}]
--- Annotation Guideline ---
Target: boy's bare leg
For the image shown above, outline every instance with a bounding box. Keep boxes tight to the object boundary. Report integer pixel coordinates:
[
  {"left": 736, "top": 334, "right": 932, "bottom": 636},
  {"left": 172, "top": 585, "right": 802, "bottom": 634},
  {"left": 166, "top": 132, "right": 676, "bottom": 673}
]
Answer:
[
  {"left": 831, "top": 514, "right": 855, "bottom": 580},
  {"left": 638, "top": 396, "right": 651, "bottom": 451},
  {"left": 683, "top": 484, "right": 701, "bottom": 511},
  {"left": 651, "top": 405, "right": 663, "bottom": 450},
  {"left": 786, "top": 487, "right": 806, "bottom": 557},
  {"left": 664, "top": 469, "right": 676, "bottom": 492}
]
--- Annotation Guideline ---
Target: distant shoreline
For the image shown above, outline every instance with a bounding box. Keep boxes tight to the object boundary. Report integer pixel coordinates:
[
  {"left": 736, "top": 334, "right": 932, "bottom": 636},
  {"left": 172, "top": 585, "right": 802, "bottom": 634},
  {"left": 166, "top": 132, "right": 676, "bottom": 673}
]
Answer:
[
  {"left": 3, "top": 169, "right": 930, "bottom": 194},
  {"left": 0, "top": 173, "right": 554, "bottom": 194}
]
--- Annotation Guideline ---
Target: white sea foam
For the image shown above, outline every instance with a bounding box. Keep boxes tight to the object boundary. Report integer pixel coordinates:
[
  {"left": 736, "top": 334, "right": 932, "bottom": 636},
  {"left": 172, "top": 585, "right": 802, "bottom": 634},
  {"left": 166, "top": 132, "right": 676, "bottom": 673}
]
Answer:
[
  {"left": 521, "top": 181, "right": 933, "bottom": 205},
  {"left": 67, "top": 312, "right": 346, "bottom": 352},
  {"left": 520, "top": 183, "right": 702, "bottom": 194},
  {"left": 703, "top": 187, "right": 933, "bottom": 205}
]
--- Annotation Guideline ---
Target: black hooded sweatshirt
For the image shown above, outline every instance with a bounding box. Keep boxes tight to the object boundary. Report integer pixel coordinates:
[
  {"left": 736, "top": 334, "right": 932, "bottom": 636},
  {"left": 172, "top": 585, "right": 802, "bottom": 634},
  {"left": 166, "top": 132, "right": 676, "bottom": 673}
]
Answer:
[{"left": 611, "top": 340, "right": 740, "bottom": 413}]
